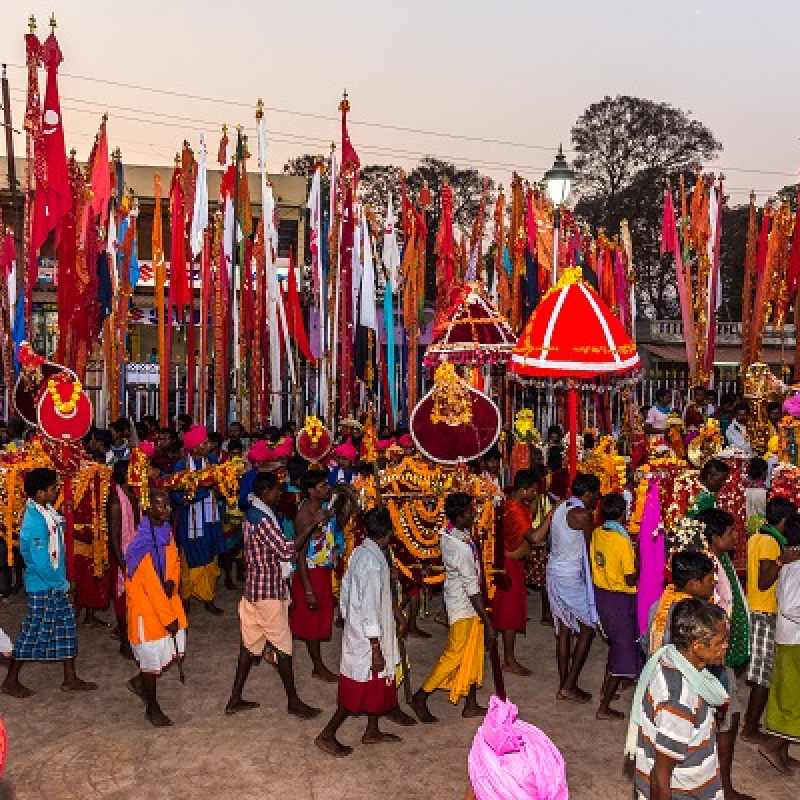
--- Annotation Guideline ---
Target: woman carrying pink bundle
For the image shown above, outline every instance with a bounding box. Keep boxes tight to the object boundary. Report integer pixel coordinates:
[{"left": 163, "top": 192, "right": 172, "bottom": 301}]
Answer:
[{"left": 467, "top": 696, "right": 568, "bottom": 800}]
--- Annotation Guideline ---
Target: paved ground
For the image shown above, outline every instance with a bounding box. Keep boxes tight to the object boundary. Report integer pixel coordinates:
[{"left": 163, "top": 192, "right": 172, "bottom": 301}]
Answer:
[{"left": 0, "top": 586, "right": 794, "bottom": 800}]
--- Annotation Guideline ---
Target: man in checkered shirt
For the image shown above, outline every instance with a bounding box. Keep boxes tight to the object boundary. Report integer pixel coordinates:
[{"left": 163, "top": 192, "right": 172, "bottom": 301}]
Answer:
[{"left": 225, "top": 471, "right": 319, "bottom": 719}]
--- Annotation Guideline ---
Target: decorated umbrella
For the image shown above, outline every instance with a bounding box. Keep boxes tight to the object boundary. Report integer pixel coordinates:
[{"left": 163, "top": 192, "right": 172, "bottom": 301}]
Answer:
[
  {"left": 510, "top": 268, "right": 641, "bottom": 478},
  {"left": 410, "top": 363, "right": 502, "bottom": 465},
  {"left": 424, "top": 282, "right": 517, "bottom": 368}
]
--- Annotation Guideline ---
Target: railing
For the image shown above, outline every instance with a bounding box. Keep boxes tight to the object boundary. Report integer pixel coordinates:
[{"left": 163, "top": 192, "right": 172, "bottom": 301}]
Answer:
[{"left": 641, "top": 319, "right": 796, "bottom": 347}]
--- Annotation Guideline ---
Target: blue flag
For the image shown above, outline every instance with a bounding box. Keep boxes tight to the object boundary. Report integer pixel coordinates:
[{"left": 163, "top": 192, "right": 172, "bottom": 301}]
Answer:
[
  {"left": 11, "top": 285, "right": 26, "bottom": 375},
  {"left": 384, "top": 278, "right": 396, "bottom": 424}
]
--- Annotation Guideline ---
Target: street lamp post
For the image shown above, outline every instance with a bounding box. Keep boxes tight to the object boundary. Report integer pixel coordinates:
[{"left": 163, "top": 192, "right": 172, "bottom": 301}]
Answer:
[{"left": 544, "top": 144, "right": 576, "bottom": 286}]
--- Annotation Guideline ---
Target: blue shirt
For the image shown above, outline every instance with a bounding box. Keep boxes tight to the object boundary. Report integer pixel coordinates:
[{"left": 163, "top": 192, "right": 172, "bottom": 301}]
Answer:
[{"left": 19, "top": 503, "right": 69, "bottom": 593}]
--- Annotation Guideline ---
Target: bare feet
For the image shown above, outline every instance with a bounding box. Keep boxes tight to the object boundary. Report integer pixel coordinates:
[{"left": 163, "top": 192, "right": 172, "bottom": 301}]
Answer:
[
  {"left": 557, "top": 687, "right": 592, "bottom": 704},
  {"left": 385, "top": 707, "right": 418, "bottom": 727},
  {"left": 83, "top": 615, "right": 110, "bottom": 629},
  {"left": 312, "top": 666, "right": 339, "bottom": 683},
  {"left": 145, "top": 705, "right": 173, "bottom": 727},
  {"left": 502, "top": 661, "right": 532, "bottom": 677},
  {"left": 287, "top": 698, "right": 321, "bottom": 720},
  {"left": 723, "top": 789, "right": 757, "bottom": 800},
  {"left": 224, "top": 698, "right": 260, "bottom": 716},
  {"left": 61, "top": 677, "right": 98, "bottom": 692},
  {"left": 411, "top": 692, "right": 438, "bottom": 724},
  {"left": 127, "top": 675, "right": 144, "bottom": 700},
  {"left": 315, "top": 733, "right": 354, "bottom": 757},
  {"left": 1, "top": 679, "right": 35, "bottom": 698},
  {"left": 740, "top": 728, "right": 771, "bottom": 745},
  {"left": 596, "top": 707, "right": 626, "bottom": 721},
  {"left": 361, "top": 730, "right": 402, "bottom": 745},
  {"left": 462, "top": 703, "right": 487, "bottom": 719},
  {"left": 203, "top": 601, "right": 224, "bottom": 616},
  {"left": 758, "top": 746, "right": 793, "bottom": 776},
  {"left": 433, "top": 611, "right": 448, "bottom": 627},
  {"left": 407, "top": 626, "right": 432, "bottom": 639}
]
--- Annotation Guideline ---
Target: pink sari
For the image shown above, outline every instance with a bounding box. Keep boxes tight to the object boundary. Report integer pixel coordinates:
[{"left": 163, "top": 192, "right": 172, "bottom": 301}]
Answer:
[{"left": 115, "top": 486, "right": 136, "bottom": 598}]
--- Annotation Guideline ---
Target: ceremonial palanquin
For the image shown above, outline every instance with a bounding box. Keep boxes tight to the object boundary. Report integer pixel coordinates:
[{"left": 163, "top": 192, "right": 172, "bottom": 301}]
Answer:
[{"left": 356, "top": 457, "right": 499, "bottom": 600}]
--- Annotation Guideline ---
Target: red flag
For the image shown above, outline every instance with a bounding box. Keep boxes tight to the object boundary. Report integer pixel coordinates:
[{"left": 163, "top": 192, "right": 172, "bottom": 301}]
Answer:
[
  {"left": 284, "top": 250, "right": 316, "bottom": 364},
  {"left": 756, "top": 207, "right": 771, "bottom": 275},
  {"left": 788, "top": 185, "right": 800, "bottom": 294},
  {"left": 30, "top": 34, "right": 71, "bottom": 258},
  {"left": 90, "top": 119, "right": 111, "bottom": 226},
  {"left": 339, "top": 94, "right": 360, "bottom": 174},
  {"left": 169, "top": 168, "right": 190, "bottom": 311},
  {"left": 1, "top": 230, "right": 16, "bottom": 277}
]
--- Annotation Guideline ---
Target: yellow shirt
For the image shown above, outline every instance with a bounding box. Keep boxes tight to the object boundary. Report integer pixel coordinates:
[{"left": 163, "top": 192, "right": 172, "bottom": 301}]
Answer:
[
  {"left": 590, "top": 525, "right": 636, "bottom": 594},
  {"left": 746, "top": 532, "right": 781, "bottom": 613}
]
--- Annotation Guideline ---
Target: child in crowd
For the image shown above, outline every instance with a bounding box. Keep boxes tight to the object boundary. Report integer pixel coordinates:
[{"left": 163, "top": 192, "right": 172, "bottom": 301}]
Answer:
[
  {"left": 125, "top": 488, "right": 187, "bottom": 727},
  {"left": 590, "top": 492, "right": 639, "bottom": 721},
  {"left": 2, "top": 468, "right": 97, "bottom": 698},
  {"left": 744, "top": 457, "right": 768, "bottom": 529},
  {"left": 648, "top": 550, "right": 715, "bottom": 654},
  {"left": 742, "top": 496, "right": 798, "bottom": 742},
  {"left": 694, "top": 508, "right": 753, "bottom": 800},
  {"left": 760, "top": 511, "right": 800, "bottom": 773}
]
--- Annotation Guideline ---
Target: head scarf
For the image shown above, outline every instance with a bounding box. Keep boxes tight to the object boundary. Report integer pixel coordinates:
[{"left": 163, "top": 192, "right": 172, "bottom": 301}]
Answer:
[
  {"left": 468, "top": 696, "right": 568, "bottom": 800},
  {"left": 125, "top": 516, "right": 173, "bottom": 580}
]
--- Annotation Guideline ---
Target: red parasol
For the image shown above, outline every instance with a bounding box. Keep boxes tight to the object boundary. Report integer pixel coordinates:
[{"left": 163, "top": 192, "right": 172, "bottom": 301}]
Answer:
[
  {"left": 510, "top": 268, "right": 640, "bottom": 477},
  {"left": 424, "top": 282, "right": 517, "bottom": 368}
]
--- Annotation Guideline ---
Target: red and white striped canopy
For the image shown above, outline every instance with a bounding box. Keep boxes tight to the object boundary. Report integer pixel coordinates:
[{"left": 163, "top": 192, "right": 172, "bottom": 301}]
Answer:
[
  {"left": 424, "top": 282, "right": 516, "bottom": 368},
  {"left": 511, "top": 269, "right": 640, "bottom": 379}
]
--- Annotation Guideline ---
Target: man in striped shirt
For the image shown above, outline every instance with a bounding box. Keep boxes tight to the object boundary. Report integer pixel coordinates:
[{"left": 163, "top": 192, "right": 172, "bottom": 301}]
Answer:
[
  {"left": 634, "top": 598, "right": 730, "bottom": 800},
  {"left": 225, "top": 471, "right": 319, "bottom": 719}
]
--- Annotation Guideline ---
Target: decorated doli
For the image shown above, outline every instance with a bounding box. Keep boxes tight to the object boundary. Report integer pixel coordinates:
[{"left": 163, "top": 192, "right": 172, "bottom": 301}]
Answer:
[
  {"left": 354, "top": 362, "right": 504, "bottom": 602},
  {"left": 577, "top": 435, "right": 627, "bottom": 496}
]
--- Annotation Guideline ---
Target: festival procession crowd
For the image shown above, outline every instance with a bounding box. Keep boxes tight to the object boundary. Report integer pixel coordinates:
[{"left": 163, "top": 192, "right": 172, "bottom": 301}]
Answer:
[
  {"left": 2, "top": 352, "right": 800, "bottom": 799},
  {"left": 3, "top": 14, "right": 800, "bottom": 799}
]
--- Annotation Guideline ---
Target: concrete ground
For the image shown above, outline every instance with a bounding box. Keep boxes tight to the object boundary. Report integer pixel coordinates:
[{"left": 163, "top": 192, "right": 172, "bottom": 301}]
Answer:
[{"left": 0, "top": 587, "right": 794, "bottom": 800}]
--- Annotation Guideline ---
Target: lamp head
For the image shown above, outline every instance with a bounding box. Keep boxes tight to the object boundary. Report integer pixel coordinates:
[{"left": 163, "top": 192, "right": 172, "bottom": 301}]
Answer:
[{"left": 544, "top": 144, "right": 575, "bottom": 207}]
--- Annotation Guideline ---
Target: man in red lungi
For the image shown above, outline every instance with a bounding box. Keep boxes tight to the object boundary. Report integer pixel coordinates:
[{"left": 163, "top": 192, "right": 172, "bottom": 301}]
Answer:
[
  {"left": 290, "top": 468, "right": 338, "bottom": 682},
  {"left": 315, "top": 508, "right": 415, "bottom": 756},
  {"left": 492, "top": 469, "right": 553, "bottom": 675}
]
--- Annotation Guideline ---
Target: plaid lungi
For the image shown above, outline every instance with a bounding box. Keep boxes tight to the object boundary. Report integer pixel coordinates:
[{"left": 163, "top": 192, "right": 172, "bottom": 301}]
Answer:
[
  {"left": 13, "top": 590, "right": 77, "bottom": 661},
  {"left": 747, "top": 611, "right": 777, "bottom": 687}
]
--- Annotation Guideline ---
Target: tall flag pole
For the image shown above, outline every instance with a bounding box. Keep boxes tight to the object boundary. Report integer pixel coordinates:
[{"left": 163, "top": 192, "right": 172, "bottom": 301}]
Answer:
[
  {"left": 22, "top": 16, "right": 42, "bottom": 340},
  {"left": 327, "top": 143, "right": 340, "bottom": 426},
  {"left": 382, "top": 192, "right": 400, "bottom": 425},
  {"left": 705, "top": 175, "right": 724, "bottom": 383},
  {"left": 153, "top": 174, "right": 168, "bottom": 425},
  {"left": 308, "top": 158, "right": 327, "bottom": 415},
  {"left": 337, "top": 91, "right": 360, "bottom": 417},
  {"left": 434, "top": 177, "right": 456, "bottom": 325},
  {"left": 256, "top": 100, "right": 294, "bottom": 425}
]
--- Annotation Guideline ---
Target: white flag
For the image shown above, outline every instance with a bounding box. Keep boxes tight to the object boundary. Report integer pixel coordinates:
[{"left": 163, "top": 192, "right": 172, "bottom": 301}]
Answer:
[
  {"left": 190, "top": 134, "right": 209, "bottom": 257},
  {"left": 382, "top": 192, "right": 401, "bottom": 287},
  {"left": 360, "top": 214, "right": 377, "bottom": 330}
]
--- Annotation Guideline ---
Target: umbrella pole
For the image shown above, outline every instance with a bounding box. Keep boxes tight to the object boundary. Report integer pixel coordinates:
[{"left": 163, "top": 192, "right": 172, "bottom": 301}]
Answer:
[{"left": 568, "top": 386, "right": 578, "bottom": 482}]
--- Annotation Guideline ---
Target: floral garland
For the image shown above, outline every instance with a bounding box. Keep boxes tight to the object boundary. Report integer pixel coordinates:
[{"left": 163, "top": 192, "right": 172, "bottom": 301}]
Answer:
[
  {"left": 628, "top": 475, "right": 650, "bottom": 535},
  {"left": 778, "top": 414, "right": 800, "bottom": 466},
  {"left": 577, "top": 435, "right": 627, "bottom": 495},
  {"left": 513, "top": 409, "right": 540, "bottom": 444},
  {"left": 303, "top": 415, "right": 325, "bottom": 445},
  {"left": 46, "top": 377, "right": 83, "bottom": 415},
  {"left": 161, "top": 460, "right": 245, "bottom": 506}
]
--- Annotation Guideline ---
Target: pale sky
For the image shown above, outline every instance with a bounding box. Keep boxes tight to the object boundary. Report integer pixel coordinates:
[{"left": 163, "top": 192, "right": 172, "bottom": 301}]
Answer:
[{"left": 2, "top": 0, "right": 798, "bottom": 206}]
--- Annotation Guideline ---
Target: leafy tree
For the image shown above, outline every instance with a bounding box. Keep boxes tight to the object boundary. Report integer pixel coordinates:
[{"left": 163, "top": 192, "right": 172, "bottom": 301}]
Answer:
[
  {"left": 570, "top": 96, "right": 721, "bottom": 318},
  {"left": 777, "top": 183, "right": 798, "bottom": 212}
]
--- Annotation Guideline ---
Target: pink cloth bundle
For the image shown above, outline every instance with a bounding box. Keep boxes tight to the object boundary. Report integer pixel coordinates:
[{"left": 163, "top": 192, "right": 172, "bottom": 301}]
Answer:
[
  {"left": 468, "top": 696, "right": 568, "bottom": 800},
  {"left": 783, "top": 392, "right": 800, "bottom": 418}
]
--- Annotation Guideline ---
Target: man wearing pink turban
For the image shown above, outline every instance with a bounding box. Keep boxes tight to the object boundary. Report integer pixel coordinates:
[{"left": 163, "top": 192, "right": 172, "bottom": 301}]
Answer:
[
  {"left": 171, "top": 425, "right": 227, "bottom": 614},
  {"left": 467, "top": 696, "right": 568, "bottom": 800},
  {"left": 328, "top": 439, "right": 358, "bottom": 486}
]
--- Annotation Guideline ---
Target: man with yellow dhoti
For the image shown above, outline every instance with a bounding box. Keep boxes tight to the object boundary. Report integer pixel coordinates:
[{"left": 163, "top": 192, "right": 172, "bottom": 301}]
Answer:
[
  {"left": 412, "top": 492, "right": 495, "bottom": 723},
  {"left": 171, "top": 425, "right": 226, "bottom": 614}
]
